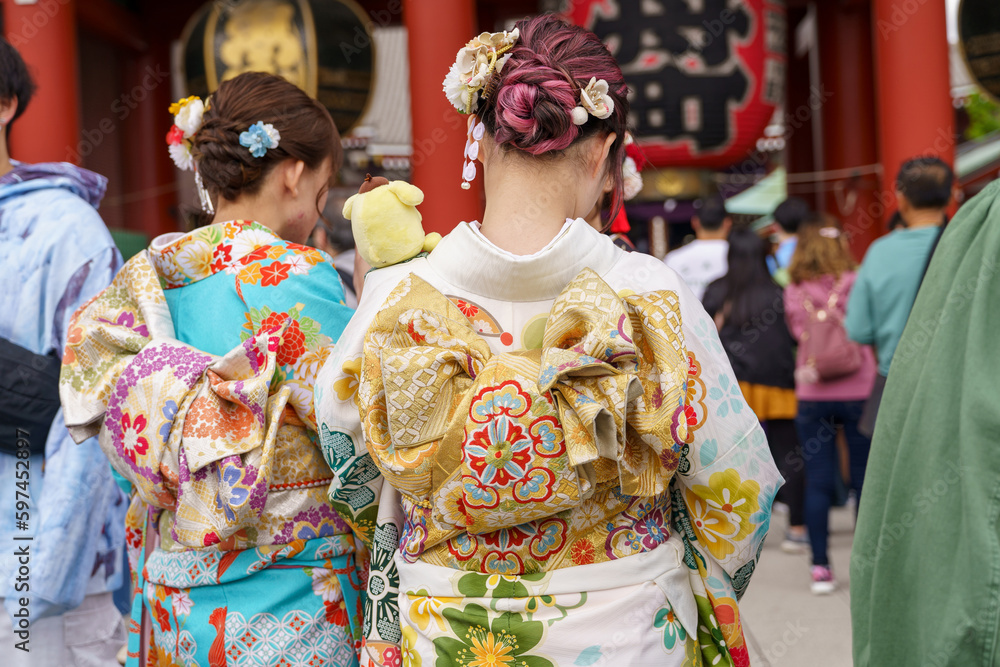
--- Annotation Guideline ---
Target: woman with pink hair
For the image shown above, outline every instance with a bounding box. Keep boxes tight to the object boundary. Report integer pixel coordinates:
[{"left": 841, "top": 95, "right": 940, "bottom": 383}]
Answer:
[{"left": 317, "top": 14, "right": 780, "bottom": 667}]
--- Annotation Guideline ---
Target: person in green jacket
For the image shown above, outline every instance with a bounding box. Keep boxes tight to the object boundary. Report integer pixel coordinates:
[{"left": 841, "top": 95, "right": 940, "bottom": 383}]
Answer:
[{"left": 851, "top": 178, "right": 1000, "bottom": 666}]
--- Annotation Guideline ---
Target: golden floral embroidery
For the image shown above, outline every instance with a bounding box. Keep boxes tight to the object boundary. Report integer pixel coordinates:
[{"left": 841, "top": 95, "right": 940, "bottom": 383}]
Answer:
[
  {"left": 334, "top": 357, "right": 362, "bottom": 401},
  {"left": 684, "top": 470, "right": 761, "bottom": 560}
]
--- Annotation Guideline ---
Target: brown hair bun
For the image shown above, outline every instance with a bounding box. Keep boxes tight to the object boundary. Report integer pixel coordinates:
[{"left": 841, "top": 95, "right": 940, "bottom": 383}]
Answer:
[{"left": 190, "top": 72, "right": 342, "bottom": 203}]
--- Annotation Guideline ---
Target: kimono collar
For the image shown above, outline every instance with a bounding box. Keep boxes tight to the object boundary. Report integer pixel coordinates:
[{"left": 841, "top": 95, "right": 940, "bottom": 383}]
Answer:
[
  {"left": 148, "top": 220, "right": 284, "bottom": 289},
  {"left": 426, "top": 218, "right": 622, "bottom": 302}
]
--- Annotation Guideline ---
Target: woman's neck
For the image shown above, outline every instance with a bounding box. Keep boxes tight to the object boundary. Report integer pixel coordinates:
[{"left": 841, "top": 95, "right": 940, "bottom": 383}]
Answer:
[
  {"left": 213, "top": 195, "right": 287, "bottom": 239},
  {"left": 478, "top": 164, "right": 586, "bottom": 256}
]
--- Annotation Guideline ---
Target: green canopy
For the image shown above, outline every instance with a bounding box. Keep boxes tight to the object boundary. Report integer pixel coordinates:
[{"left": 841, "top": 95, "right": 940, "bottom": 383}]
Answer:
[{"left": 725, "top": 167, "right": 786, "bottom": 218}]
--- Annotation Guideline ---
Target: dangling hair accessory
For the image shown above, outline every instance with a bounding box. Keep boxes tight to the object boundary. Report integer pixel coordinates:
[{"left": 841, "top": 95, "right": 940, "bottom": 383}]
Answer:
[
  {"left": 194, "top": 169, "right": 214, "bottom": 215},
  {"left": 443, "top": 29, "right": 519, "bottom": 190},
  {"left": 239, "top": 122, "right": 281, "bottom": 158},
  {"left": 443, "top": 29, "right": 519, "bottom": 115},
  {"left": 165, "top": 95, "right": 205, "bottom": 171},
  {"left": 622, "top": 133, "right": 645, "bottom": 202},
  {"left": 166, "top": 95, "right": 216, "bottom": 214},
  {"left": 461, "top": 121, "right": 485, "bottom": 190},
  {"left": 572, "top": 78, "right": 615, "bottom": 125},
  {"left": 606, "top": 134, "right": 645, "bottom": 235}
]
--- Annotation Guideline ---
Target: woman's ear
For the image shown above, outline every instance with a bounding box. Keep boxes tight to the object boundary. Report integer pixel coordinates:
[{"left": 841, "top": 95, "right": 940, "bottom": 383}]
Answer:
[
  {"left": 283, "top": 159, "right": 307, "bottom": 198},
  {"left": 591, "top": 132, "right": 618, "bottom": 179}
]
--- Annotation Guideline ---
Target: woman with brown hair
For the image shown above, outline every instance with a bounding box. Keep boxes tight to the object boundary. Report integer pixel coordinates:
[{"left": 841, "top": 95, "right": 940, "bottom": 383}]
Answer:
[
  {"left": 61, "top": 73, "right": 362, "bottom": 666},
  {"left": 784, "top": 215, "right": 876, "bottom": 595}
]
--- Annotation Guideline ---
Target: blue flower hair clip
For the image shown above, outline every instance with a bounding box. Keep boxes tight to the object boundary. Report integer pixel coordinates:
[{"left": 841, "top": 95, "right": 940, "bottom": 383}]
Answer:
[{"left": 239, "top": 121, "right": 281, "bottom": 158}]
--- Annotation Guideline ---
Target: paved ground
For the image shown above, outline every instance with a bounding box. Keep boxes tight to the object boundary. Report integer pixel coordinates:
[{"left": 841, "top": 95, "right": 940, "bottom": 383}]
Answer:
[{"left": 739, "top": 506, "right": 856, "bottom": 667}]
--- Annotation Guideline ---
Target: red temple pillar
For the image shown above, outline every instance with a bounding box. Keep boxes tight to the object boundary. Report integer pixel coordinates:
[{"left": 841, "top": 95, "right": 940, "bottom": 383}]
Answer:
[
  {"left": 818, "top": 1, "right": 881, "bottom": 258},
  {"left": 403, "top": 0, "right": 480, "bottom": 235},
  {"left": 3, "top": 0, "right": 79, "bottom": 164},
  {"left": 121, "top": 48, "right": 177, "bottom": 238},
  {"left": 783, "top": 5, "right": 821, "bottom": 214},
  {"left": 872, "top": 0, "right": 954, "bottom": 224}
]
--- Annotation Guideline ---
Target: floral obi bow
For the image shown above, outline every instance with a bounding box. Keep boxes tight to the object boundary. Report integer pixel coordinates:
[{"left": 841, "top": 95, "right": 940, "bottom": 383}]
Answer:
[
  {"left": 60, "top": 252, "right": 329, "bottom": 549},
  {"left": 357, "top": 268, "right": 691, "bottom": 551}
]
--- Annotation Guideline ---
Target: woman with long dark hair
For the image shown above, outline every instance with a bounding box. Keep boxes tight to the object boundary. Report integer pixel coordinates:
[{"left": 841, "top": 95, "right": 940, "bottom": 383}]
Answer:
[{"left": 704, "top": 227, "right": 806, "bottom": 554}]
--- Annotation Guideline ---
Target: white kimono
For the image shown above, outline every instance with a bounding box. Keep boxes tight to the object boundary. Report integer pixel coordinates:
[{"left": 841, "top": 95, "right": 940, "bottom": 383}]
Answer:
[{"left": 316, "top": 218, "right": 781, "bottom": 667}]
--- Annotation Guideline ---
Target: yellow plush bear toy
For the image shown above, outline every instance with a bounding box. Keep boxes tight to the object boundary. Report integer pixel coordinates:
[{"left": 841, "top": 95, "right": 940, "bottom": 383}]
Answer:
[{"left": 342, "top": 174, "right": 442, "bottom": 268}]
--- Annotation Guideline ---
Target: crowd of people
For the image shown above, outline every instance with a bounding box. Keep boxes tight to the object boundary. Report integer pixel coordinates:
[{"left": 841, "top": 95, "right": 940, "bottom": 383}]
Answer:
[
  {"left": 676, "top": 157, "right": 954, "bottom": 596},
  {"left": 0, "top": 9, "right": 990, "bottom": 667}
]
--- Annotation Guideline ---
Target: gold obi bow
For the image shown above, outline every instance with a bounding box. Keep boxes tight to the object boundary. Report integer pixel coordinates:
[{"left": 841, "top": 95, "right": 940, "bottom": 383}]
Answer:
[{"left": 357, "top": 268, "right": 690, "bottom": 544}]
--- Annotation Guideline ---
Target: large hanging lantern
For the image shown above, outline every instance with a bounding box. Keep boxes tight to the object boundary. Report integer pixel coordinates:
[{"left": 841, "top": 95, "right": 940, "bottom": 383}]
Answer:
[
  {"left": 180, "top": 0, "right": 375, "bottom": 133},
  {"left": 568, "top": 0, "right": 786, "bottom": 169},
  {"left": 959, "top": 0, "right": 1000, "bottom": 105}
]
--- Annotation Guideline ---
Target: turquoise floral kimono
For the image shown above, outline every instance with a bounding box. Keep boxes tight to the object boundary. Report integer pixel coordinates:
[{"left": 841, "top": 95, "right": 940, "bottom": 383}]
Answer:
[{"left": 61, "top": 221, "right": 363, "bottom": 667}]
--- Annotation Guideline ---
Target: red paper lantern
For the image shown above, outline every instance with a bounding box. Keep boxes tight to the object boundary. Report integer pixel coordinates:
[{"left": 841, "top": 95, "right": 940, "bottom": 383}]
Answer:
[{"left": 568, "top": 0, "right": 786, "bottom": 169}]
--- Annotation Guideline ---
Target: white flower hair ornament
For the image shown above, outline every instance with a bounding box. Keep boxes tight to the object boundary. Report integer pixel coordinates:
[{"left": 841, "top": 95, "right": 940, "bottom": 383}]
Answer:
[
  {"left": 166, "top": 95, "right": 220, "bottom": 214},
  {"left": 444, "top": 28, "right": 519, "bottom": 189},
  {"left": 165, "top": 96, "right": 206, "bottom": 172},
  {"left": 442, "top": 28, "right": 519, "bottom": 114},
  {"left": 166, "top": 95, "right": 216, "bottom": 214},
  {"left": 572, "top": 78, "right": 615, "bottom": 125}
]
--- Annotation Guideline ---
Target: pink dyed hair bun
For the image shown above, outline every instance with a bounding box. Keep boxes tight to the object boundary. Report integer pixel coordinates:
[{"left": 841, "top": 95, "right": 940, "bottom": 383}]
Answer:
[
  {"left": 480, "top": 14, "right": 629, "bottom": 158},
  {"left": 494, "top": 64, "right": 579, "bottom": 154},
  {"left": 474, "top": 14, "right": 631, "bottom": 219}
]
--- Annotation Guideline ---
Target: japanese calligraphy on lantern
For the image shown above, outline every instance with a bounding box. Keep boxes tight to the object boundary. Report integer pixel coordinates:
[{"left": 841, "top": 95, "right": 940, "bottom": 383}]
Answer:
[{"left": 569, "top": 0, "right": 786, "bottom": 168}]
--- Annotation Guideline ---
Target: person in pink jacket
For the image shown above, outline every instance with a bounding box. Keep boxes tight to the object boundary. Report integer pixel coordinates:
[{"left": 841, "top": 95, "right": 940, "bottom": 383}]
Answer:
[{"left": 784, "top": 216, "right": 876, "bottom": 594}]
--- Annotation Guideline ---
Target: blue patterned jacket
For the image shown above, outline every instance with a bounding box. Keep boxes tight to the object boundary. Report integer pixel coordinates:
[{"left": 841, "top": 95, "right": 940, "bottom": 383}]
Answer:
[{"left": 0, "top": 161, "right": 126, "bottom": 621}]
